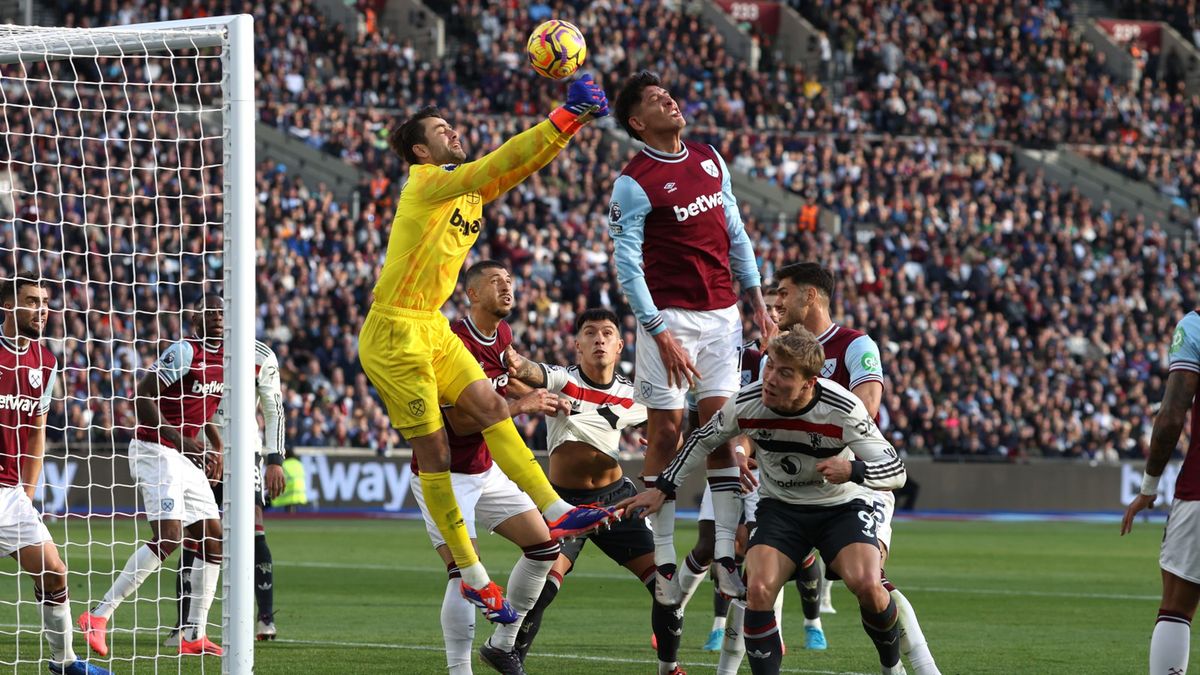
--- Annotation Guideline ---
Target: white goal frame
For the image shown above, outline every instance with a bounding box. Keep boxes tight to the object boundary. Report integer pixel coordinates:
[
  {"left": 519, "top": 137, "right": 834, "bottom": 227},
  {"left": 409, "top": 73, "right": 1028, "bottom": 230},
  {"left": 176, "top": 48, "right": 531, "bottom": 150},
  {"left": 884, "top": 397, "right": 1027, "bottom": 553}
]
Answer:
[{"left": 0, "top": 15, "right": 256, "bottom": 674}]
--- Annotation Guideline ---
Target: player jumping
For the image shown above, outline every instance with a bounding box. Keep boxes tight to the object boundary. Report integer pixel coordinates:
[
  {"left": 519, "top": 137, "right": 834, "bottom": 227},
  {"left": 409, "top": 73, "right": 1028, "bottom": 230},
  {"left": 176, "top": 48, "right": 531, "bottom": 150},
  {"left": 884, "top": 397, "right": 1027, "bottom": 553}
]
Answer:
[
  {"left": 1122, "top": 309, "right": 1200, "bottom": 675},
  {"left": 80, "top": 294, "right": 226, "bottom": 657},
  {"left": 412, "top": 261, "right": 567, "bottom": 675},
  {"left": 506, "top": 308, "right": 686, "bottom": 675},
  {"left": 358, "top": 76, "right": 617, "bottom": 622},
  {"left": 610, "top": 70, "right": 774, "bottom": 607},
  {"left": 620, "top": 330, "right": 909, "bottom": 675},
  {"left": 0, "top": 276, "right": 109, "bottom": 675}
]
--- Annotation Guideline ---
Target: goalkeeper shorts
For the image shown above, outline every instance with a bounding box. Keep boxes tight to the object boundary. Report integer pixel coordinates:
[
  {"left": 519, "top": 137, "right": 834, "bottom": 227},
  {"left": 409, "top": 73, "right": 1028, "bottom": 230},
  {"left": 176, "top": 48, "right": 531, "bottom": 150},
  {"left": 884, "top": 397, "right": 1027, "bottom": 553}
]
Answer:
[{"left": 359, "top": 304, "right": 486, "bottom": 439}]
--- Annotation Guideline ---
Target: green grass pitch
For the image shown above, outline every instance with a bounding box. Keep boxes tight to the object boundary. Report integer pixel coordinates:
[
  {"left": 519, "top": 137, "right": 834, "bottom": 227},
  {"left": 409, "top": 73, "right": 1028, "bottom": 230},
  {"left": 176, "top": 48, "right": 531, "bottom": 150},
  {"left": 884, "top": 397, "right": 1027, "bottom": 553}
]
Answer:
[{"left": 1, "top": 516, "right": 1194, "bottom": 673}]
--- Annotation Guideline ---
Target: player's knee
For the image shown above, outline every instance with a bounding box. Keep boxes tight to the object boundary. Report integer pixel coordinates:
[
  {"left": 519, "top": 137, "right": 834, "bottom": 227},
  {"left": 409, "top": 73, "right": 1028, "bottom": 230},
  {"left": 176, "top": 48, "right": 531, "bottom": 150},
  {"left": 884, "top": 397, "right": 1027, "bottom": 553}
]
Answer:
[
  {"left": 38, "top": 560, "right": 68, "bottom": 592},
  {"left": 151, "top": 537, "right": 181, "bottom": 558},
  {"left": 646, "top": 420, "right": 682, "bottom": 453},
  {"left": 746, "top": 578, "right": 778, "bottom": 608}
]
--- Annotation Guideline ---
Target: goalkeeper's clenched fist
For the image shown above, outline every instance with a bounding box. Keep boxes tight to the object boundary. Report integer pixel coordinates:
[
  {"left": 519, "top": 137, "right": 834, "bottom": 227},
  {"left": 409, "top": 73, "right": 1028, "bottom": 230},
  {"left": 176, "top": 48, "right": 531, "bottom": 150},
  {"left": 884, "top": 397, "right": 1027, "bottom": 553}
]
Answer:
[{"left": 549, "top": 72, "right": 610, "bottom": 133}]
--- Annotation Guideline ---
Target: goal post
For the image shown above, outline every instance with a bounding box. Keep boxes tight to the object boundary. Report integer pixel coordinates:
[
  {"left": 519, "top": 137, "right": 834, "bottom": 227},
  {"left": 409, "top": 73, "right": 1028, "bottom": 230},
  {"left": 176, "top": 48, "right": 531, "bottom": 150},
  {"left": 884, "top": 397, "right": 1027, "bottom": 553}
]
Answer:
[{"left": 0, "top": 15, "right": 255, "bottom": 674}]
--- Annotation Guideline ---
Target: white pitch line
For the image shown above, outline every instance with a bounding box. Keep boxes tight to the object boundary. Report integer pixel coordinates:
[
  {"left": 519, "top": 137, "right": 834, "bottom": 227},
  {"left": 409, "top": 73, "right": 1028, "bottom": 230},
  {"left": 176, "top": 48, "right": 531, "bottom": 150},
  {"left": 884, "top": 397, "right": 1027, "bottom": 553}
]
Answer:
[
  {"left": 273, "top": 561, "right": 1160, "bottom": 601},
  {"left": 271, "top": 638, "right": 874, "bottom": 675}
]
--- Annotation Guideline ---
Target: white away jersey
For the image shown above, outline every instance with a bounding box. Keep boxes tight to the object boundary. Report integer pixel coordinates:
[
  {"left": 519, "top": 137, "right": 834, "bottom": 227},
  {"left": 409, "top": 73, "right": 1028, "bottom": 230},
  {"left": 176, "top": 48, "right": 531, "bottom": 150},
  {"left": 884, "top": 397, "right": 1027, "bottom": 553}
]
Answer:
[
  {"left": 255, "top": 341, "right": 285, "bottom": 459},
  {"left": 539, "top": 364, "right": 647, "bottom": 460},
  {"left": 659, "top": 378, "right": 905, "bottom": 506}
]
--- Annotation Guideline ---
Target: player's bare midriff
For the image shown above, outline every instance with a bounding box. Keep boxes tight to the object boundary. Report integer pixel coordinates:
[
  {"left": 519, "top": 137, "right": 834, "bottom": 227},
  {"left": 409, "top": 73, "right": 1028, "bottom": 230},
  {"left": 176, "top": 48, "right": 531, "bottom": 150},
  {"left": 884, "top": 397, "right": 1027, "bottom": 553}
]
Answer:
[{"left": 549, "top": 440, "right": 623, "bottom": 490}]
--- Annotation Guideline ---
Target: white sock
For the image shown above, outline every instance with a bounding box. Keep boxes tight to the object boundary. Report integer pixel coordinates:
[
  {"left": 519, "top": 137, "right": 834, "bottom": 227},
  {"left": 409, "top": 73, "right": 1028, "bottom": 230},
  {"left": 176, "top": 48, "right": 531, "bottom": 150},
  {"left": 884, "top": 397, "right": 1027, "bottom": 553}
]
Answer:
[
  {"left": 442, "top": 578, "right": 476, "bottom": 675},
  {"left": 459, "top": 561, "right": 490, "bottom": 590},
  {"left": 717, "top": 599, "right": 746, "bottom": 675},
  {"left": 712, "top": 615, "right": 727, "bottom": 632},
  {"left": 542, "top": 499, "right": 575, "bottom": 521},
  {"left": 183, "top": 557, "right": 220, "bottom": 641},
  {"left": 677, "top": 554, "right": 709, "bottom": 610},
  {"left": 657, "top": 660, "right": 679, "bottom": 675},
  {"left": 893, "top": 588, "right": 939, "bottom": 674},
  {"left": 804, "top": 616, "right": 823, "bottom": 629},
  {"left": 92, "top": 543, "right": 165, "bottom": 619},
  {"left": 645, "top": 478, "right": 677, "bottom": 567},
  {"left": 489, "top": 548, "right": 555, "bottom": 651},
  {"left": 707, "top": 467, "right": 742, "bottom": 561},
  {"left": 39, "top": 591, "right": 76, "bottom": 665},
  {"left": 1150, "top": 615, "right": 1191, "bottom": 675}
]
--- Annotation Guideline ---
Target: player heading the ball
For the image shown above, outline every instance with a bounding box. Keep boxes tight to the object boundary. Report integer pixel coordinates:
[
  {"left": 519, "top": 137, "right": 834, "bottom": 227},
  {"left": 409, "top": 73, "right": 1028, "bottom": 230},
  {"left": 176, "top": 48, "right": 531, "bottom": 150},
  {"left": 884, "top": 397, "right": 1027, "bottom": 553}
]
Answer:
[{"left": 357, "top": 73, "right": 617, "bottom": 623}]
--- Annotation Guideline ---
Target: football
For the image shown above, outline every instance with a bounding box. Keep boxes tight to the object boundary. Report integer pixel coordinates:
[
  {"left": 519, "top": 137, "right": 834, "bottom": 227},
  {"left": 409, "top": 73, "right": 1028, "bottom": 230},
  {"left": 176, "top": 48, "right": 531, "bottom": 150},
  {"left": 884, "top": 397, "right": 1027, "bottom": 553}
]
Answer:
[{"left": 526, "top": 19, "right": 587, "bottom": 80}]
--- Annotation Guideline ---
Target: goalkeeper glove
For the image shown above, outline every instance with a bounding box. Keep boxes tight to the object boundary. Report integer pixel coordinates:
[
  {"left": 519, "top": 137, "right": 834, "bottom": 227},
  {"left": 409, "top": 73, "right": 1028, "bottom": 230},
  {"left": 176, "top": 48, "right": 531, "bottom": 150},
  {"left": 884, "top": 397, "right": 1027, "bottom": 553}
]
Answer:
[{"left": 549, "top": 73, "right": 609, "bottom": 133}]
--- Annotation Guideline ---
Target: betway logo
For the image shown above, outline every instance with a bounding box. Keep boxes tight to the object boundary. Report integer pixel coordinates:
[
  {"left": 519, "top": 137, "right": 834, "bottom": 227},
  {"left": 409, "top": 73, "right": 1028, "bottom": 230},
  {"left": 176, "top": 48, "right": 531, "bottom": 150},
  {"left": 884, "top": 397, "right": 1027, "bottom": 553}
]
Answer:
[
  {"left": 191, "top": 381, "right": 224, "bottom": 395},
  {"left": 300, "top": 453, "right": 413, "bottom": 511},
  {"left": 0, "top": 395, "right": 38, "bottom": 413},
  {"left": 673, "top": 191, "right": 724, "bottom": 222}
]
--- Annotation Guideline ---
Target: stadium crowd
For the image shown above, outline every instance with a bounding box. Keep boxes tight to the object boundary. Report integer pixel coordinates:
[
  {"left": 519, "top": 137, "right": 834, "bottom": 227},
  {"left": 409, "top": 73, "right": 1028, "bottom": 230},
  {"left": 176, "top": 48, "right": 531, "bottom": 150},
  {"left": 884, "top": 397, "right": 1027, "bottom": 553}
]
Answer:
[
  {"left": 791, "top": 0, "right": 1200, "bottom": 147},
  {"left": 1077, "top": 144, "right": 1200, "bottom": 215},
  {"left": 19, "top": 0, "right": 1193, "bottom": 462}
]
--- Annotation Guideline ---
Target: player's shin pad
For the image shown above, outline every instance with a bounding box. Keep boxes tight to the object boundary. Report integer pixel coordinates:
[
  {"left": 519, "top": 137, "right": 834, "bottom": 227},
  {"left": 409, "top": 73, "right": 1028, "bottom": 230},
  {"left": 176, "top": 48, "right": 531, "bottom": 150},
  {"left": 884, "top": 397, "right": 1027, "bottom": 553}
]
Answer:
[
  {"left": 481, "top": 420, "right": 561, "bottom": 512},
  {"left": 419, "top": 470, "right": 480, "bottom": 569}
]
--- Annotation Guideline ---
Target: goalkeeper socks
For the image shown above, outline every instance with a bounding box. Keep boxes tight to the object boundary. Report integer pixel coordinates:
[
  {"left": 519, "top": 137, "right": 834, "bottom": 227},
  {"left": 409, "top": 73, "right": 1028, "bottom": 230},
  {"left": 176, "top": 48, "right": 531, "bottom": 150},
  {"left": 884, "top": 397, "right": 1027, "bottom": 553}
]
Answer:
[
  {"left": 441, "top": 565, "right": 476, "bottom": 675},
  {"left": 707, "top": 467, "right": 742, "bottom": 561},
  {"left": 419, "top": 470, "right": 481, "bottom": 572},
  {"left": 489, "top": 540, "right": 559, "bottom": 651},
  {"left": 797, "top": 553, "right": 822, "bottom": 625},
  {"left": 861, "top": 597, "right": 902, "bottom": 669},
  {"left": 743, "top": 608, "right": 782, "bottom": 675},
  {"left": 183, "top": 553, "right": 221, "bottom": 642},
  {"left": 177, "top": 543, "right": 198, "bottom": 630},
  {"left": 677, "top": 552, "right": 709, "bottom": 610},
  {"left": 92, "top": 542, "right": 168, "bottom": 619},
  {"left": 254, "top": 530, "right": 275, "bottom": 620},
  {"left": 480, "top": 420, "right": 562, "bottom": 514},
  {"left": 890, "top": 585, "right": 941, "bottom": 674},
  {"left": 717, "top": 600, "right": 746, "bottom": 675},
  {"left": 1150, "top": 610, "right": 1190, "bottom": 675},
  {"left": 36, "top": 586, "right": 76, "bottom": 665},
  {"left": 643, "top": 476, "right": 678, "bottom": 568},
  {"left": 515, "top": 570, "right": 562, "bottom": 661}
]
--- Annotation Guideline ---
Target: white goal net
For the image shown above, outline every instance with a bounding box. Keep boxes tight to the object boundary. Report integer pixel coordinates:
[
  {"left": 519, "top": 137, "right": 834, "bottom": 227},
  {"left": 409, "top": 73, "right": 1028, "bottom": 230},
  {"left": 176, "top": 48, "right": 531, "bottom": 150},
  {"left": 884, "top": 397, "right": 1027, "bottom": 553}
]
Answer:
[{"left": 0, "top": 17, "right": 256, "bottom": 675}]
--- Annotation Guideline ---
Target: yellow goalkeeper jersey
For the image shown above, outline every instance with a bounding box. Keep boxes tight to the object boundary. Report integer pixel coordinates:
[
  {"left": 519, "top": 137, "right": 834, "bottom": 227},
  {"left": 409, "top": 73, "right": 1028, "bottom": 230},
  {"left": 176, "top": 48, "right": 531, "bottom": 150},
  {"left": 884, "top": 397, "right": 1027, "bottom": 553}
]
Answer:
[{"left": 372, "top": 119, "right": 575, "bottom": 311}]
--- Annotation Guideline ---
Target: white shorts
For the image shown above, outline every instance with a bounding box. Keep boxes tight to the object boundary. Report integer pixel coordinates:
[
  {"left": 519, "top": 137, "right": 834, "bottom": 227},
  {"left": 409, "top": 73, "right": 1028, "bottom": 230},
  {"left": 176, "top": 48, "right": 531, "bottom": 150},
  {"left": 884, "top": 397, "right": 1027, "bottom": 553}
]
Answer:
[
  {"left": 128, "top": 439, "right": 220, "bottom": 525},
  {"left": 0, "top": 485, "right": 52, "bottom": 557},
  {"left": 871, "top": 490, "right": 896, "bottom": 552},
  {"left": 635, "top": 304, "right": 741, "bottom": 409},
  {"left": 1161, "top": 498, "right": 1200, "bottom": 584},
  {"left": 411, "top": 463, "right": 537, "bottom": 549}
]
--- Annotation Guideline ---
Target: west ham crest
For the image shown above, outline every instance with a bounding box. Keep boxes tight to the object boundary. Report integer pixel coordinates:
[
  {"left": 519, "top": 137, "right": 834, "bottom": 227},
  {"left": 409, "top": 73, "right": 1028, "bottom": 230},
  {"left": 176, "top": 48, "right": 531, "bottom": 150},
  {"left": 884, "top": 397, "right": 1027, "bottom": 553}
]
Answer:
[
  {"left": 27, "top": 369, "right": 42, "bottom": 389},
  {"left": 700, "top": 159, "right": 719, "bottom": 178},
  {"left": 821, "top": 358, "right": 837, "bottom": 378}
]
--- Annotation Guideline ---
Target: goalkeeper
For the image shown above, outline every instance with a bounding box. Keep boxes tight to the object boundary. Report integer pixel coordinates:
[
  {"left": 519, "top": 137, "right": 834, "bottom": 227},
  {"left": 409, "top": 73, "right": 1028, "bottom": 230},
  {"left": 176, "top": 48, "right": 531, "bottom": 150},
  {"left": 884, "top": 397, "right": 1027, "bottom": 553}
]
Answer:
[{"left": 358, "top": 74, "right": 617, "bottom": 620}]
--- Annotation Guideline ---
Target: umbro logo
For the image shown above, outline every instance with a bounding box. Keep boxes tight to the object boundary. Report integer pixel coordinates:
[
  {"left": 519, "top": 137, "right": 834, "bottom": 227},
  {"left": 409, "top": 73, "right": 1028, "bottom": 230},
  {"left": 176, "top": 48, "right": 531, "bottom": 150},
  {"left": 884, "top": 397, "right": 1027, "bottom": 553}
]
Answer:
[{"left": 664, "top": 182, "right": 677, "bottom": 193}]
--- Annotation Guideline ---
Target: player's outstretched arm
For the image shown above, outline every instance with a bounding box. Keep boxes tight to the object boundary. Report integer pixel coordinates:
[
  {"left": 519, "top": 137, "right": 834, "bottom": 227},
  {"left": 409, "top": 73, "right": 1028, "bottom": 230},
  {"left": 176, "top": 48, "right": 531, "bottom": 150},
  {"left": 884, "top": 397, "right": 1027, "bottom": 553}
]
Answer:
[
  {"left": 713, "top": 149, "right": 774, "bottom": 340},
  {"left": 659, "top": 399, "right": 740, "bottom": 494},
  {"left": 412, "top": 74, "right": 608, "bottom": 205},
  {"left": 1122, "top": 369, "right": 1198, "bottom": 535}
]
